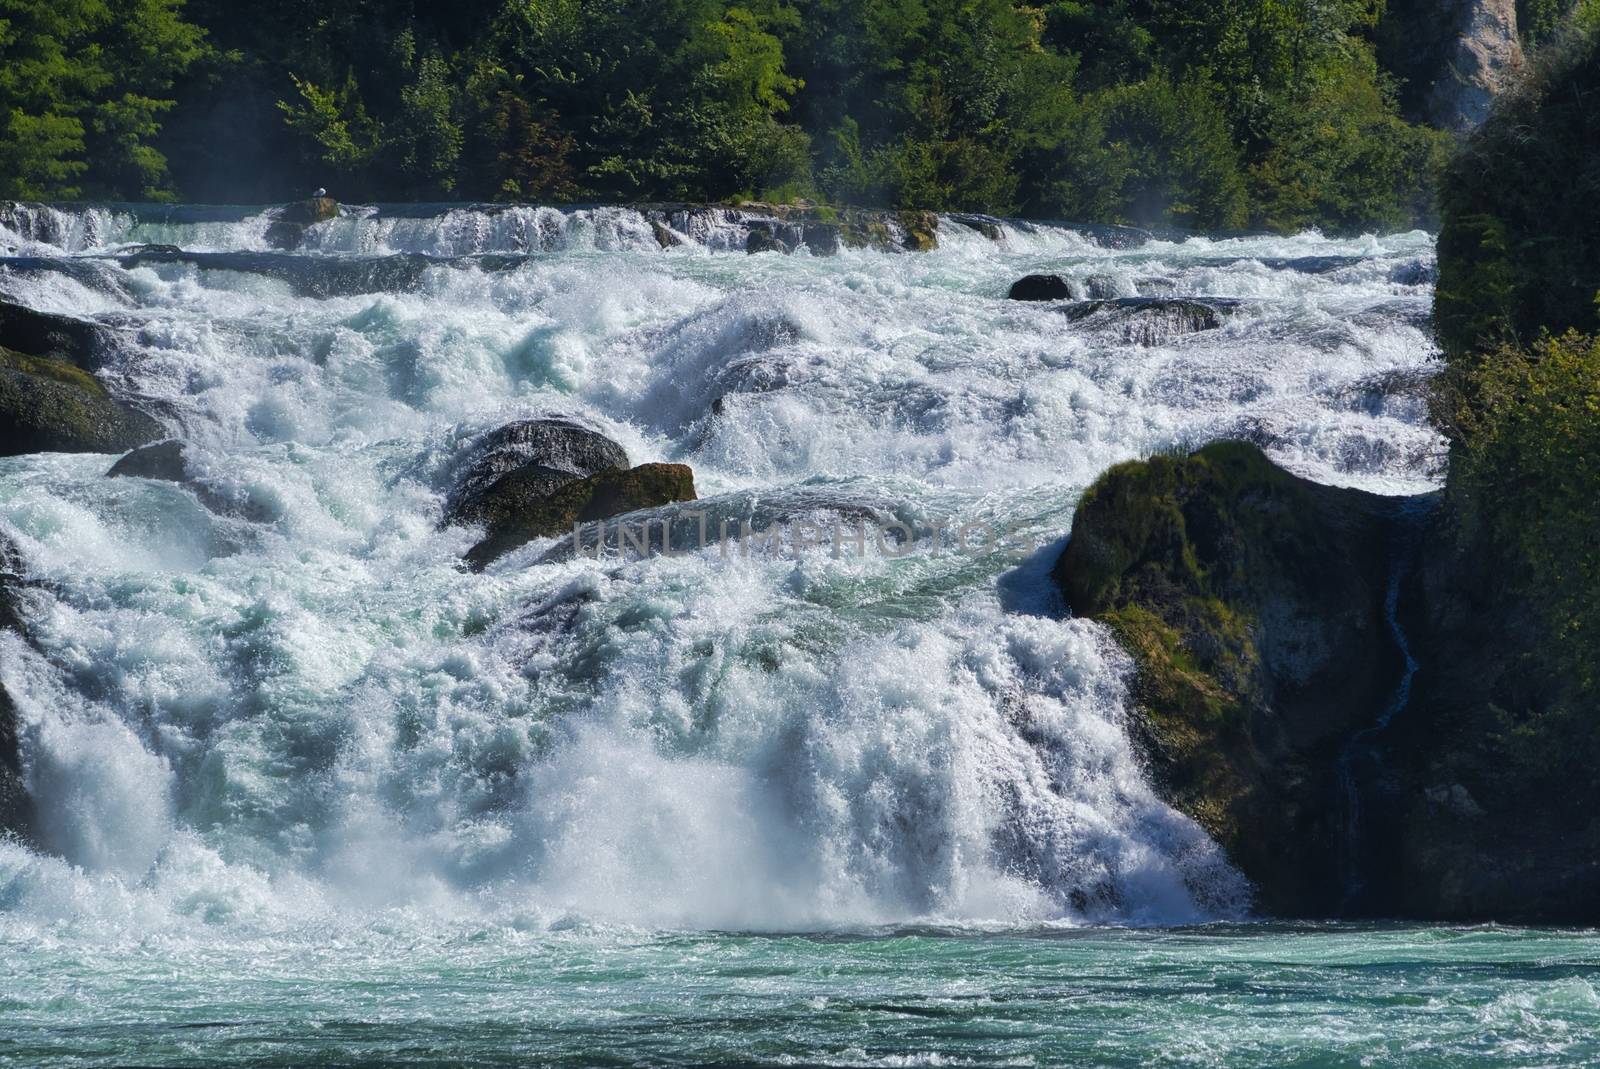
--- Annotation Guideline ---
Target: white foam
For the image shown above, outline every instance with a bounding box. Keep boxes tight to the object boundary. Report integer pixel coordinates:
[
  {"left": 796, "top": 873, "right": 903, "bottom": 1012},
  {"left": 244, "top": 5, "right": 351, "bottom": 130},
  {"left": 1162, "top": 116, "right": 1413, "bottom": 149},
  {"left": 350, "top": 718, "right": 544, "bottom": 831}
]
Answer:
[{"left": 0, "top": 208, "right": 1441, "bottom": 933}]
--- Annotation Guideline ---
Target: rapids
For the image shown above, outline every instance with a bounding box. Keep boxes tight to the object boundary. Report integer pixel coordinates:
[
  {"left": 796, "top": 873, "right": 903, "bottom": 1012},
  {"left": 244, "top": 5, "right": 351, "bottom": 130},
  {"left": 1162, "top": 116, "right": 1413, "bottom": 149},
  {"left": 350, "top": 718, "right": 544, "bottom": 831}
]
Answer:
[{"left": 0, "top": 202, "right": 1442, "bottom": 938}]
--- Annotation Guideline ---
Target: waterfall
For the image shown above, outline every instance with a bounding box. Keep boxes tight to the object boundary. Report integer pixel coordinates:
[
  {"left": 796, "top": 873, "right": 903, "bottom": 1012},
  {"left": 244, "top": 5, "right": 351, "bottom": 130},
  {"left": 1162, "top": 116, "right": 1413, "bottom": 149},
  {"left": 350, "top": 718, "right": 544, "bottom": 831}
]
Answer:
[{"left": 1, "top": 202, "right": 1442, "bottom": 933}]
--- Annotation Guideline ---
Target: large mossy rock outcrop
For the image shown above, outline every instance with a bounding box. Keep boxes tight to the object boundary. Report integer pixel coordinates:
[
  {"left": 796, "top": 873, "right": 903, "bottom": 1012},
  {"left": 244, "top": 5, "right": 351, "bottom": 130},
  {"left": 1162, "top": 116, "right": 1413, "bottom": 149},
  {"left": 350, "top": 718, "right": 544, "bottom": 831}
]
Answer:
[
  {"left": 1058, "top": 439, "right": 1600, "bottom": 922},
  {"left": 0, "top": 347, "right": 162, "bottom": 456},
  {"left": 1055, "top": 441, "right": 1406, "bottom": 915},
  {"left": 466, "top": 463, "right": 697, "bottom": 570}
]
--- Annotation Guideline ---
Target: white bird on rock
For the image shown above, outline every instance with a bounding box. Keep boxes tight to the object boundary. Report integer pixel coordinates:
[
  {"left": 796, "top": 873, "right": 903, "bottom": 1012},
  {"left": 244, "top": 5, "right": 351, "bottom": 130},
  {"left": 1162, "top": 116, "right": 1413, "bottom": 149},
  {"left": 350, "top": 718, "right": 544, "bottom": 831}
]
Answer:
[{"left": 313, "top": 187, "right": 327, "bottom": 198}]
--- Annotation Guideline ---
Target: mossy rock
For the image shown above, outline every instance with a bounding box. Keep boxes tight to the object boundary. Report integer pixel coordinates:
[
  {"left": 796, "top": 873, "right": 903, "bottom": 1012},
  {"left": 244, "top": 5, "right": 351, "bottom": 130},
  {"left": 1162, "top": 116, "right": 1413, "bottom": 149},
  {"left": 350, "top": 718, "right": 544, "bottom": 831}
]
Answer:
[
  {"left": 467, "top": 462, "right": 697, "bottom": 569},
  {"left": 0, "top": 298, "right": 120, "bottom": 370},
  {"left": 443, "top": 418, "right": 631, "bottom": 529},
  {"left": 1056, "top": 441, "right": 1409, "bottom": 915},
  {"left": 715, "top": 202, "right": 940, "bottom": 253},
  {"left": 0, "top": 348, "right": 163, "bottom": 456},
  {"left": 896, "top": 211, "right": 939, "bottom": 252}
]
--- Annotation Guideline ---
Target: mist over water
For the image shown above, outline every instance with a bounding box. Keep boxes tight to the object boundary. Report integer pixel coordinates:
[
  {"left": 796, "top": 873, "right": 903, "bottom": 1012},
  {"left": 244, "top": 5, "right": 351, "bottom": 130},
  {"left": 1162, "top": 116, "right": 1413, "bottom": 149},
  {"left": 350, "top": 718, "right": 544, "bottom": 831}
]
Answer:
[{"left": 0, "top": 203, "right": 1442, "bottom": 946}]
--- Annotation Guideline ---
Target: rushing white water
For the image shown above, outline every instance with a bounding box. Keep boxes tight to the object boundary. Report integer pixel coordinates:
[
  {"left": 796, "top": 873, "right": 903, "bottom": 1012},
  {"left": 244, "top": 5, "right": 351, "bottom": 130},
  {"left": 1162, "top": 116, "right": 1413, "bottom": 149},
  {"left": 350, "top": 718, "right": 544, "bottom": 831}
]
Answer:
[{"left": 0, "top": 202, "right": 1442, "bottom": 939}]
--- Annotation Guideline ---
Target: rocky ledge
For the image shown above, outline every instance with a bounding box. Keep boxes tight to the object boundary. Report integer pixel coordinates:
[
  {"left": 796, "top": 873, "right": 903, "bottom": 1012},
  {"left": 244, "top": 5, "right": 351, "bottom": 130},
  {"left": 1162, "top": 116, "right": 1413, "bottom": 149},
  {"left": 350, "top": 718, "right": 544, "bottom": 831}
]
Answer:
[{"left": 1055, "top": 441, "right": 1600, "bottom": 923}]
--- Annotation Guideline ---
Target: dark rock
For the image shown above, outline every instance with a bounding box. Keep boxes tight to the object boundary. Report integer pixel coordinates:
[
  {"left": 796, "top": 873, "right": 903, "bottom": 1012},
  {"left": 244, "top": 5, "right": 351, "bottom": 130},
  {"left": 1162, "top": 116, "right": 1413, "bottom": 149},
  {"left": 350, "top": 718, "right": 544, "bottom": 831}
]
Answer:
[
  {"left": 264, "top": 196, "right": 339, "bottom": 250},
  {"left": 1060, "top": 297, "right": 1229, "bottom": 345},
  {"left": 1390, "top": 259, "right": 1437, "bottom": 286},
  {"left": 1380, "top": 498, "right": 1600, "bottom": 923},
  {"left": 538, "top": 485, "right": 898, "bottom": 565},
  {"left": 651, "top": 203, "right": 939, "bottom": 254},
  {"left": 651, "top": 219, "right": 682, "bottom": 249},
  {"left": 444, "top": 418, "right": 630, "bottom": 529},
  {"left": 107, "top": 438, "right": 189, "bottom": 481},
  {"left": 1008, "top": 275, "right": 1073, "bottom": 302},
  {"left": 1056, "top": 440, "right": 1600, "bottom": 923},
  {"left": 0, "top": 298, "right": 122, "bottom": 371},
  {"left": 466, "top": 462, "right": 698, "bottom": 569},
  {"left": 799, "top": 223, "right": 841, "bottom": 256},
  {"left": 0, "top": 348, "right": 163, "bottom": 456},
  {"left": 949, "top": 214, "right": 1005, "bottom": 241},
  {"left": 106, "top": 438, "right": 275, "bottom": 521},
  {"left": 1258, "top": 255, "right": 1367, "bottom": 275},
  {"left": 745, "top": 228, "right": 793, "bottom": 255},
  {"left": 1054, "top": 441, "right": 1406, "bottom": 915}
]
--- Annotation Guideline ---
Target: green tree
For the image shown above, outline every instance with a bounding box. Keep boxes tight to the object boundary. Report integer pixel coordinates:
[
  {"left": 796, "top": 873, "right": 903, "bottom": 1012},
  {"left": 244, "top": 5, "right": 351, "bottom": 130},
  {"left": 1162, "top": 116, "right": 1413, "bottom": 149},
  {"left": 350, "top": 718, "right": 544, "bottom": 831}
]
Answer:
[{"left": 0, "top": 0, "right": 205, "bottom": 199}]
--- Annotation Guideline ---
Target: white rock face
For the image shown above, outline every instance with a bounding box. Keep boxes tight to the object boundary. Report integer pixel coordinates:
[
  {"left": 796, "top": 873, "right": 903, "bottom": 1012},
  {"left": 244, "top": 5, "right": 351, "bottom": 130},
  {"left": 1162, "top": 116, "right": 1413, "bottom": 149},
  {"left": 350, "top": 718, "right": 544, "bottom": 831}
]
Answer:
[{"left": 1428, "top": 0, "right": 1525, "bottom": 129}]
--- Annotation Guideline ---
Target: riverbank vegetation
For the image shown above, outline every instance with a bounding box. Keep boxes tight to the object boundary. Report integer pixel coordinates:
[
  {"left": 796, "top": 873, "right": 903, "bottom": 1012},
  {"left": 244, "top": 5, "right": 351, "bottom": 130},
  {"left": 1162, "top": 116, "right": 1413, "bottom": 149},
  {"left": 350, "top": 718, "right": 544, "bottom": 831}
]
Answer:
[
  {"left": 0, "top": 0, "right": 1552, "bottom": 232},
  {"left": 1425, "top": 21, "right": 1600, "bottom": 834}
]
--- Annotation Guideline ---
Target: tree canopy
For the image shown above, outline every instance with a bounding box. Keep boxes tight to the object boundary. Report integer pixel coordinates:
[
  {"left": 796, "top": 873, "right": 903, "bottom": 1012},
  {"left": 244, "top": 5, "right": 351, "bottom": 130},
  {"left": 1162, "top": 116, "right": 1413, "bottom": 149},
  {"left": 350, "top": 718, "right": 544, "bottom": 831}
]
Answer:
[{"left": 0, "top": 0, "right": 1569, "bottom": 231}]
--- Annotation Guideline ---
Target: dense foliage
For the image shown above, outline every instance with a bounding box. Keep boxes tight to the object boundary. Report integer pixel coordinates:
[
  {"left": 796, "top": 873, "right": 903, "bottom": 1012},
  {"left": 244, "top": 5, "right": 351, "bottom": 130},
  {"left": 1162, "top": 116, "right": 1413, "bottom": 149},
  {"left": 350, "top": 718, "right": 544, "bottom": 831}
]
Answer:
[
  {"left": 1, "top": 0, "right": 1455, "bottom": 230},
  {"left": 0, "top": 0, "right": 204, "bottom": 199},
  {"left": 1432, "top": 20, "right": 1600, "bottom": 791},
  {"left": 1435, "top": 23, "right": 1600, "bottom": 362}
]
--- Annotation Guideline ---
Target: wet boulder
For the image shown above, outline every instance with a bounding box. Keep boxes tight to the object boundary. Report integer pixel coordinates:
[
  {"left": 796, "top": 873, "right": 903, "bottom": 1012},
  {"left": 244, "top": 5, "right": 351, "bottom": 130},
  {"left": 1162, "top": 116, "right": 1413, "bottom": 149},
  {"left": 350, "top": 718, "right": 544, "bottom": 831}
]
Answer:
[
  {"left": 466, "top": 462, "right": 697, "bottom": 570},
  {"left": 745, "top": 228, "right": 793, "bottom": 255},
  {"left": 651, "top": 220, "right": 682, "bottom": 249},
  {"left": 264, "top": 196, "right": 339, "bottom": 251},
  {"left": 0, "top": 298, "right": 122, "bottom": 371},
  {"left": 444, "top": 418, "right": 630, "bottom": 529},
  {"left": 0, "top": 348, "right": 162, "bottom": 456},
  {"left": 106, "top": 439, "right": 275, "bottom": 521},
  {"left": 107, "top": 438, "right": 190, "bottom": 481},
  {"left": 1008, "top": 274, "right": 1073, "bottom": 302}
]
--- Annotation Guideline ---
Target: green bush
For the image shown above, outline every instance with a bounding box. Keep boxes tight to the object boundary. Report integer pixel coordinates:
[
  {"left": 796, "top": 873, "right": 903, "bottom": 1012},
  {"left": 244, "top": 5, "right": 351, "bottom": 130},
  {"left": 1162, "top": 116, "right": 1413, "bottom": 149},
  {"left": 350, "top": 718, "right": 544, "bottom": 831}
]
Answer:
[{"left": 1440, "top": 332, "right": 1600, "bottom": 688}]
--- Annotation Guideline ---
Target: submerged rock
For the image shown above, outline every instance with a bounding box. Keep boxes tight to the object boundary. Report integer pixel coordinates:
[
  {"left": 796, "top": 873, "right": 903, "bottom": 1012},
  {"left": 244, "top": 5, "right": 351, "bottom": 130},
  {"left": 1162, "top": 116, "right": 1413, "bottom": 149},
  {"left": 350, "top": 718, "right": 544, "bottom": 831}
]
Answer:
[
  {"left": 444, "top": 418, "right": 630, "bottom": 529},
  {"left": 1054, "top": 442, "right": 1407, "bottom": 915},
  {"left": 0, "top": 347, "right": 162, "bottom": 456},
  {"left": 113, "top": 250, "right": 434, "bottom": 299},
  {"left": 1008, "top": 275, "right": 1073, "bottom": 302},
  {"left": 107, "top": 439, "right": 275, "bottom": 521},
  {"left": 466, "top": 462, "right": 697, "bottom": 570},
  {"left": 650, "top": 219, "right": 682, "bottom": 249},
  {"left": 1060, "top": 297, "right": 1229, "bottom": 345}
]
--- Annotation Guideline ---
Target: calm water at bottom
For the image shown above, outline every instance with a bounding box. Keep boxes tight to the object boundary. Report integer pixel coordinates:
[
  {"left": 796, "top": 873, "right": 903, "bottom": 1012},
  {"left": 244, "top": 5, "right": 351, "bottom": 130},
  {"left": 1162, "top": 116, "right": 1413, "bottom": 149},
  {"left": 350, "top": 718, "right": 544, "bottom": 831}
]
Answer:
[{"left": 3, "top": 922, "right": 1597, "bottom": 1067}]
